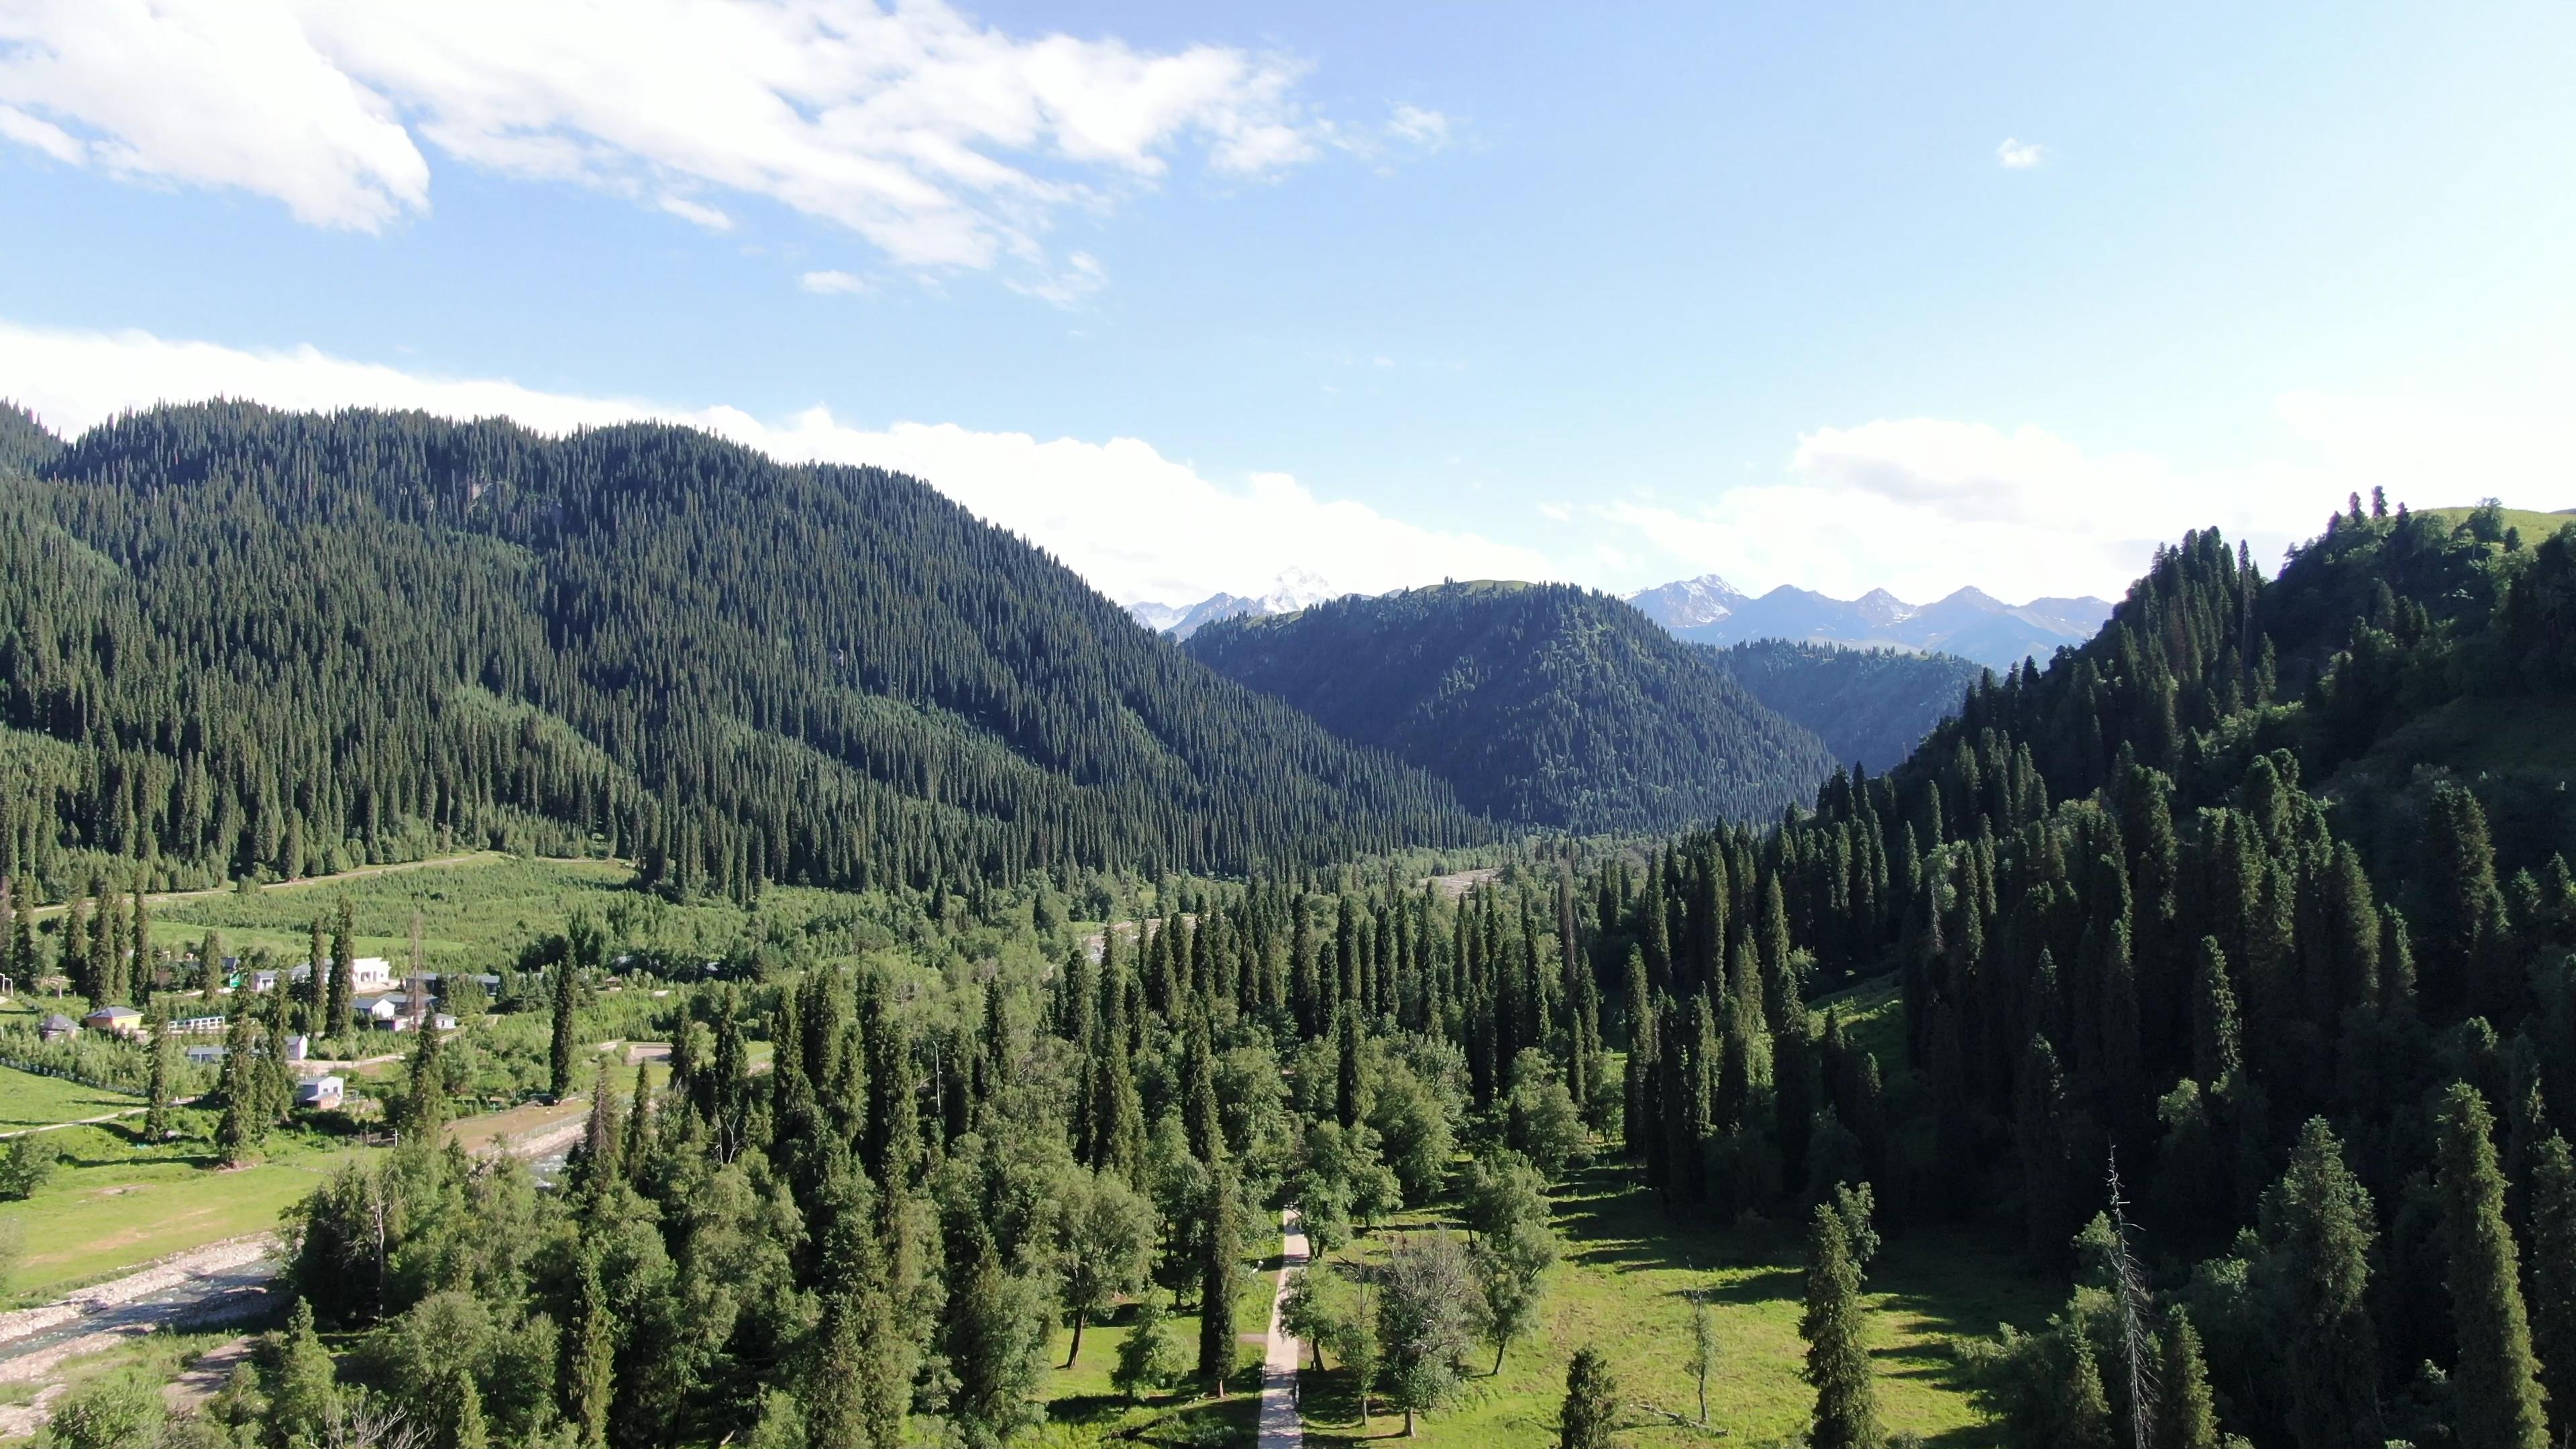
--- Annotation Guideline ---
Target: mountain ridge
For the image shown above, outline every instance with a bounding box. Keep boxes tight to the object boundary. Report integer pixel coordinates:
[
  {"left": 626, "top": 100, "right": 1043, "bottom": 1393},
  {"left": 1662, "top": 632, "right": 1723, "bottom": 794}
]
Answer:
[
  {"left": 1623, "top": 574, "right": 2114, "bottom": 669},
  {"left": 1181, "top": 580, "right": 1837, "bottom": 833}
]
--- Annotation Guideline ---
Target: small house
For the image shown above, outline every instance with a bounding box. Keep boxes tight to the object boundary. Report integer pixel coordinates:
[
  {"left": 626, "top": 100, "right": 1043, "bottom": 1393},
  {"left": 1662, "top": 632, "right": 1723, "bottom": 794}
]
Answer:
[
  {"left": 184, "top": 1044, "right": 226, "bottom": 1066},
  {"left": 285, "top": 1034, "right": 311, "bottom": 1063},
  {"left": 351, "top": 957, "right": 394, "bottom": 991},
  {"left": 242, "top": 968, "right": 281, "bottom": 994},
  {"left": 38, "top": 1012, "right": 78, "bottom": 1042},
  {"left": 297, "top": 1075, "right": 343, "bottom": 1109},
  {"left": 82, "top": 1004, "right": 145, "bottom": 1038},
  {"left": 355, "top": 992, "right": 409, "bottom": 1028}
]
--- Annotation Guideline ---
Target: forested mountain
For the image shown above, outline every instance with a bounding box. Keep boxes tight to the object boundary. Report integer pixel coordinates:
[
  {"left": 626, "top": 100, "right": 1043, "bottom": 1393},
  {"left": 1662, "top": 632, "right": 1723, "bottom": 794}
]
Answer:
[
  {"left": 1592, "top": 494, "right": 2576, "bottom": 1448},
  {"left": 1707, "top": 639, "right": 1985, "bottom": 771},
  {"left": 0, "top": 402, "right": 1491, "bottom": 902},
  {"left": 1183, "top": 581, "right": 1835, "bottom": 833}
]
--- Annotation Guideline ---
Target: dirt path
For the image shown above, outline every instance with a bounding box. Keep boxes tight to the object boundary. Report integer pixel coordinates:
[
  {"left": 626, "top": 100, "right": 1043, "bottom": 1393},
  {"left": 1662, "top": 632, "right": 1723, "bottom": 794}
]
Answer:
[
  {"left": 0, "top": 1096, "right": 210, "bottom": 1141},
  {"left": 1259, "top": 1209, "right": 1309, "bottom": 1449},
  {"left": 25, "top": 851, "right": 511, "bottom": 920}
]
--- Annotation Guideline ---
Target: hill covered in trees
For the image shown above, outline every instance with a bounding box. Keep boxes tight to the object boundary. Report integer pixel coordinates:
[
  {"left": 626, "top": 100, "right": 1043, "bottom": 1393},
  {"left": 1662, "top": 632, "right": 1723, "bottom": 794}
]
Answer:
[
  {"left": 1183, "top": 581, "right": 1836, "bottom": 833},
  {"left": 1705, "top": 639, "right": 1985, "bottom": 772},
  {"left": 0, "top": 402, "right": 1492, "bottom": 902},
  {"left": 1592, "top": 494, "right": 2576, "bottom": 1447}
]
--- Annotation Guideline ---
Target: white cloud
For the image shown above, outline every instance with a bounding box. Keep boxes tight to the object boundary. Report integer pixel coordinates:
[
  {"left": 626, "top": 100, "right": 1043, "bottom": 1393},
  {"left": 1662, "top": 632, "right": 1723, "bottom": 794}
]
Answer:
[
  {"left": 0, "top": 0, "right": 1383, "bottom": 283},
  {"left": 0, "top": 319, "right": 1558, "bottom": 606},
  {"left": 1005, "top": 250, "right": 1107, "bottom": 308},
  {"left": 1996, "top": 136, "right": 2047, "bottom": 169},
  {"left": 0, "top": 0, "right": 429, "bottom": 229},
  {"left": 798, "top": 268, "right": 871, "bottom": 294},
  {"left": 1597, "top": 402, "right": 2576, "bottom": 604},
  {"left": 657, "top": 195, "right": 734, "bottom": 231},
  {"left": 1386, "top": 105, "right": 1451, "bottom": 151}
]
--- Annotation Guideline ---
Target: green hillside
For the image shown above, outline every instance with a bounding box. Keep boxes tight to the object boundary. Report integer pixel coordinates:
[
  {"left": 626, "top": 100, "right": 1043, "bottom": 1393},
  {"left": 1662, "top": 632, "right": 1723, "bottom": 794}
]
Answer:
[
  {"left": 1705, "top": 639, "right": 1985, "bottom": 771},
  {"left": 1184, "top": 581, "right": 1834, "bottom": 832},
  {"left": 0, "top": 402, "right": 1487, "bottom": 901},
  {"left": 1589, "top": 496, "right": 2576, "bottom": 1446}
]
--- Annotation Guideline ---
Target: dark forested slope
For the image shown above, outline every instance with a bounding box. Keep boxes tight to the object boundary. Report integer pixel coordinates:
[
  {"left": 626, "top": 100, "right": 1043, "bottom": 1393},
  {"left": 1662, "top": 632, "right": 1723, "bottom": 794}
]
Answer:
[
  {"left": 0, "top": 403, "right": 1488, "bottom": 898},
  {"left": 1183, "top": 581, "right": 1835, "bottom": 833},
  {"left": 1706, "top": 639, "right": 1984, "bottom": 772},
  {"left": 1589, "top": 496, "right": 2576, "bottom": 1448}
]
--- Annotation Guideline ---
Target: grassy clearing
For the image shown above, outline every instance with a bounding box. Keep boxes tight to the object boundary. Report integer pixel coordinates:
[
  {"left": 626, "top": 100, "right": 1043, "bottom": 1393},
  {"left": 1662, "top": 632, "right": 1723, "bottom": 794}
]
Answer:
[
  {"left": 1032, "top": 1230, "right": 1279, "bottom": 1449},
  {"left": 1296, "top": 1165, "right": 2048, "bottom": 1449},
  {"left": 0, "top": 1066, "right": 140, "bottom": 1133},
  {"left": 144, "top": 853, "right": 924, "bottom": 977},
  {"left": 0, "top": 1113, "right": 377, "bottom": 1306}
]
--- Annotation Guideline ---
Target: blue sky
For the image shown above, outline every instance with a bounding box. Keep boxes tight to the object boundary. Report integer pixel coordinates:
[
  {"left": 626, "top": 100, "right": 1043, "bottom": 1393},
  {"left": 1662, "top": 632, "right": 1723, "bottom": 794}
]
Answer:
[{"left": 2, "top": 0, "right": 2571, "bottom": 607}]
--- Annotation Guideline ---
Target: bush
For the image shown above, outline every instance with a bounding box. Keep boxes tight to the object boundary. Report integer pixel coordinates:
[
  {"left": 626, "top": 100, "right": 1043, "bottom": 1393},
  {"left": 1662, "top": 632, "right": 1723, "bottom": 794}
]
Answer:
[
  {"left": 44, "top": 1371, "right": 166, "bottom": 1449},
  {"left": 0, "top": 1136, "right": 56, "bottom": 1201}
]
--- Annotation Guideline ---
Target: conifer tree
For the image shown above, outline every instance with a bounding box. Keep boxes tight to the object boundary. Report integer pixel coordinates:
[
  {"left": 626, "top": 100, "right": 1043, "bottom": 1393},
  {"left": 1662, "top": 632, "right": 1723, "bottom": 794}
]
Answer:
[
  {"left": 624, "top": 1059, "right": 654, "bottom": 1183},
  {"left": 129, "top": 880, "right": 152, "bottom": 998},
  {"left": 2436, "top": 1084, "right": 2548, "bottom": 1449},
  {"left": 142, "top": 997, "right": 174, "bottom": 1140},
  {"left": 1181, "top": 1011, "right": 1223, "bottom": 1165},
  {"left": 1199, "top": 1165, "right": 1244, "bottom": 1394},
  {"left": 549, "top": 959, "right": 580, "bottom": 1102},
  {"left": 328, "top": 897, "right": 356, "bottom": 1038},
  {"left": 562, "top": 1246, "right": 616, "bottom": 1449},
  {"left": 1800, "top": 1201, "right": 1879, "bottom": 1449},
  {"left": 62, "top": 896, "right": 89, "bottom": 1002},
  {"left": 2188, "top": 938, "right": 2241, "bottom": 1089},
  {"left": 2268, "top": 1117, "right": 2381, "bottom": 1448},
  {"left": 268, "top": 1297, "right": 341, "bottom": 1449},
  {"left": 1558, "top": 1346, "right": 1618, "bottom": 1449},
  {"left": 216, "top": 1008, "right": 264, "bottom": 1166},
  {"left": 2152, "top": 1307, "right": 2220, "bottom": 1449},
  {"left": 2525, "top": 1132, "right": 2576, "bottom": 1446},
  {"left": 2422, "top": 784, "right": 2509, "bottom": 1018},
  {"left": 404, "top": 1011, "right": 449, "bottom": 1140}
]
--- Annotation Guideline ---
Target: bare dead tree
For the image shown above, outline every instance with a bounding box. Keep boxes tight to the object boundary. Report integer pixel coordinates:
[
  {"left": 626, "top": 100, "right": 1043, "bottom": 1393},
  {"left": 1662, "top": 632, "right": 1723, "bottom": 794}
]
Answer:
[{"left": 2106, "top": 1148, "right": 2157, "bottom": 1449}]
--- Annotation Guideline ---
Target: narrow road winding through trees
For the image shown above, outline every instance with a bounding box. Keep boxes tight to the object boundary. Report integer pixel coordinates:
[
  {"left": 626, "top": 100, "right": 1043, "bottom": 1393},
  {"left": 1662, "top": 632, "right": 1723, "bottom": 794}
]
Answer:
[{"left": 1260, "top": 1208, "right": 1309, "bottom": 1449}]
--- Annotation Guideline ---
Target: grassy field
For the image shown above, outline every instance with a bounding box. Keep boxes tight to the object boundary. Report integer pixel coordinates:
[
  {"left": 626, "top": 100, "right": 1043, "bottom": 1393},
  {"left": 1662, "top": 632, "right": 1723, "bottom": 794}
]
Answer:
[
  {"left": 0, "top": 1066, "right": 142, "bottom": 1133},
  {"left": 2415, "top": 504, "right": 2576, "bottom": 541},
  {"left": 1032, "top": 1230, "right": 1279, "bottom": 1449},
  {"left": 1294, "top": 1165, "right": 2047, "bottom": 1449},
  {"left": 0, "top": 1112, "right": 378, "bottom": 1306},
  {"left": 144, "top": 854, "right": 669, "bottom": 973}
]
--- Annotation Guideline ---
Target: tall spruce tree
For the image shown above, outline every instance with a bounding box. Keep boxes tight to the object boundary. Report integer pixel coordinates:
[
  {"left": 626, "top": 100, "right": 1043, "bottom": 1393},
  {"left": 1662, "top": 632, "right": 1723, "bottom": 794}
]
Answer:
[
  {"left": 2152, "top": 1307, "right": 2221, "bottom": 1449},
  {"left": 549, "top": 959, "right": 580, "bottom": 1102},
  {"left": 1800, "top": 1201, "right": 1880, "bottom": 1449},
  {"left": 2267, "top": 1117, "right": 2382, "bottom": 1448},
  {"left": 1198, "top": 1165, "right": 1244, "bottom": 1394},
  {"left": 2435, "top": 1084, "right": 2548, "bottom": 1449},
  {"left": 2528, "top": 1132, "right": 2576, "bottom": 1447}
]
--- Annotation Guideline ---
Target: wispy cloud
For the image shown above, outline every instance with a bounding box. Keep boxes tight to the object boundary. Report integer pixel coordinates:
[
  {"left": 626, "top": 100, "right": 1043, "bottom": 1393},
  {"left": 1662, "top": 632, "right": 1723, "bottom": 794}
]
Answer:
[
  {"left": 1387, "top": 105, "right": 1452, "bottom": 152},
  {"left": 657, "top": 195, "right": 734, "bottom": 232},
  {"left": 0, "top": 0, "right": 1434, "bottom": 294},
  {"left": 0, "top": 319, "right": 1559, "bottom": 606},
  {"left": 1594, "top": 401, "right": 2576, "bottom": 602},
  {"left": 798, "top": 270, "right": 872, "bottom": 296},
  {"left": 1996, "top": 136, "right": 2048, "bottom": 169}
]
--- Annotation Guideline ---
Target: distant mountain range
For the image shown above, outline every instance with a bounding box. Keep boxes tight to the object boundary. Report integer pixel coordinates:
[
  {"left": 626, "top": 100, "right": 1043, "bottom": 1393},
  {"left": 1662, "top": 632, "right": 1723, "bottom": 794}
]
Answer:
[
  {"left": 1128, "top": 568, "right": 1341, "bottom": 639},
  {"left": 1626, "top": 573, "right": 2112, "bottom": 671}
]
